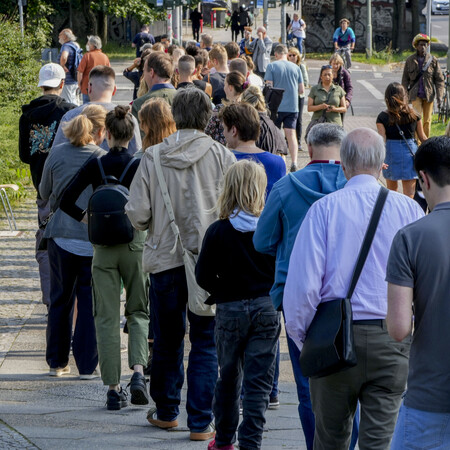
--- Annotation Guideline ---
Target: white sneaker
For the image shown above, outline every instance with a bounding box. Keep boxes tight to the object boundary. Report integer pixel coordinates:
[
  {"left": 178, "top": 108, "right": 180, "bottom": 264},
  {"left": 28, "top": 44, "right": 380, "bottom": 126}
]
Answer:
[
  {"left": 49, "top": 366, "right": 71, "bottom": 377},
  {"left": 79, "top": 369, "right": 100, "bottom": 380}
]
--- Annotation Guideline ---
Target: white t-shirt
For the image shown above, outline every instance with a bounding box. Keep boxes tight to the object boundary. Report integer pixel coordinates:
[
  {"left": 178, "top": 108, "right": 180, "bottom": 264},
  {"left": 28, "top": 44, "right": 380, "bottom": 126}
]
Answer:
[{"left": 291, "top": 19, "right": 305, "bottom": 39}]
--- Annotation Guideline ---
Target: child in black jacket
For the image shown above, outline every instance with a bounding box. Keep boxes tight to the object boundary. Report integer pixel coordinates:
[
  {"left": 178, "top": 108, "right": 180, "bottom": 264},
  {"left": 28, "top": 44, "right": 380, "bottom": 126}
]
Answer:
[{"left": 196, "top": 160, "right": 280, "bottom": 450}]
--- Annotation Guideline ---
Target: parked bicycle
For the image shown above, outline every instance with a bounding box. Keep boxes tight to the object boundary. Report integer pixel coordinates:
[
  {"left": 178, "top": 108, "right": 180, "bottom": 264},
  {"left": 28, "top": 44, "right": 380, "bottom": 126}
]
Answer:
[{"left": 438, "top": 69, "right": 450, "bottom": 124}]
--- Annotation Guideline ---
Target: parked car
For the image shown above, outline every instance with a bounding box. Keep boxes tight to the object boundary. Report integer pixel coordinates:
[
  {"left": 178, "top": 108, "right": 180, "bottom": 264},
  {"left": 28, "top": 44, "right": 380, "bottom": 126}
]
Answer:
[{"left": 432, "top": 0, "right": 449, "bottom": 15}]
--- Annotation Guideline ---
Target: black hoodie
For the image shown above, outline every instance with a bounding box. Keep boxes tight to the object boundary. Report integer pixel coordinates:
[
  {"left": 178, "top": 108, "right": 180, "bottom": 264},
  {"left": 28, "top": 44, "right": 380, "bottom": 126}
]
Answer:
[{"left": 19, "top": 94, "right": 75, "bottom": 196}]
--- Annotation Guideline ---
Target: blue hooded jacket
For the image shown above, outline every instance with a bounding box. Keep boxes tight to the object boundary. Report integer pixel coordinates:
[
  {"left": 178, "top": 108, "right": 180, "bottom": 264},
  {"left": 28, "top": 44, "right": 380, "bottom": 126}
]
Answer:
[{"left": 253, "top": 162, "right": 347, "bottom": 310}]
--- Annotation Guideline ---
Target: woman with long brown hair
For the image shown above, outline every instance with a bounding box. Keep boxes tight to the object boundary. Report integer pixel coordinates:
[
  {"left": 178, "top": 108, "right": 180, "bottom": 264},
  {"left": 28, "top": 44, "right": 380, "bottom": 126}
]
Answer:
[
  {"left": 139, "top": 97, "right": 177, "bottom": 150},
  {"left": 376, "top": 82, "right": 427, "bottom": 197}
]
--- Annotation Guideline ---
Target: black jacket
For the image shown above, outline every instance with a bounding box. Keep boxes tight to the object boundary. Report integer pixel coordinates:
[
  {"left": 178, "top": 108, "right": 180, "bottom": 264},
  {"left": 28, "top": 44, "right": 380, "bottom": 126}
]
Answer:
[{"left": 19, "top": 95, "right": 75, "bottom": 195}]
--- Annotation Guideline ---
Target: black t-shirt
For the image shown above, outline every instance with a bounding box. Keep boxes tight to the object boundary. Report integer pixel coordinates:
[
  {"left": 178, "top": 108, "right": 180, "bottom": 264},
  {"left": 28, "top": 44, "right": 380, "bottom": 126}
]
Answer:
[
  {"left": 204, "top": 72, "right": 226, "bottom": 105},
  {"left": 195, "top": 219, "right": 275, "bottom": 304},
  {"left": 376, "top": 110, "right": 420, "bottom": 140}
]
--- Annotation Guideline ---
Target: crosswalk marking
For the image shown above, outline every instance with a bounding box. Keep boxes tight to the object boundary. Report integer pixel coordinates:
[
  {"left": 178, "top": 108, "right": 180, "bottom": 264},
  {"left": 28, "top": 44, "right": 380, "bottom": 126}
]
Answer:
[
  {"left": 357, "top": 80, "right": 384, "bottom": 100},
  {"left": 374, "top": 72, "right": 383, "bottom": 79}
]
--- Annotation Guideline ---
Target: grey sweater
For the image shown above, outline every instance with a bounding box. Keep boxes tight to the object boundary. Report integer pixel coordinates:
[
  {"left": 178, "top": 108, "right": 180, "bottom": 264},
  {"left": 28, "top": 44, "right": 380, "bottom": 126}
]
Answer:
[{"left": 39, "top": 142, "right": 105, "bottom": 240}]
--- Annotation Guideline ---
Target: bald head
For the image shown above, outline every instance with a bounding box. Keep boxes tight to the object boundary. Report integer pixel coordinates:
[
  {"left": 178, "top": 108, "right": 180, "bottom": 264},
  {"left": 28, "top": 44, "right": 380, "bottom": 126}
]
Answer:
[
  {"left": 257, "top": 26, "right": 266, "bottom": 35},
  {"left": 341, "top": 128, "right": 385, "bottom": 179}
]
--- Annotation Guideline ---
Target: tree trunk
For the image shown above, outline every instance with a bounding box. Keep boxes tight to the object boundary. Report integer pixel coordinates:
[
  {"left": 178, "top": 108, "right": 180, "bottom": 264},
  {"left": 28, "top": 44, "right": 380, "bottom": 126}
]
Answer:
[
  {"left": 81, "top": 0, "right": 97, "bottom": 35},
  {"left": 334, "top": 0, "right": 347, "bottom": 29},
  {"left": 392, "top": 0, "right": 406, "bottom": 50},
  {"left": 97, "top": 9, "right": 108, "bottom": 45},
  {"left": 411, "top": 0, "right": 420, "bottom": 39}
]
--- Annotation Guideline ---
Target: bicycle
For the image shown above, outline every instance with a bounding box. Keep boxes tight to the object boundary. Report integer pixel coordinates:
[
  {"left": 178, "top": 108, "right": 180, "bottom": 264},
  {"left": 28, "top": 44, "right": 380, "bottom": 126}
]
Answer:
[
  {"left": 335, "top": 45, "right": 352, "bottom": 70},
  {"left": 437, "top": 69, "right": 450, "bottom": 124}
]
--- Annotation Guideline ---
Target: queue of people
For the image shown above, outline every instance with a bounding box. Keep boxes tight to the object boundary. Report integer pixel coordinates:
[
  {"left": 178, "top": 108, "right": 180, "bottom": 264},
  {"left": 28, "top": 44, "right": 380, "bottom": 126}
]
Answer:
[{"left": 16, "top": 20, "right": 450, "bottom": 450}]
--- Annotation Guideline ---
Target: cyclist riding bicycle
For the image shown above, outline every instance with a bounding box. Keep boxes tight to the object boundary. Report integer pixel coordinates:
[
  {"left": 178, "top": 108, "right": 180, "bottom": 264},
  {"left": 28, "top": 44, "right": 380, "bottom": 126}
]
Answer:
[
  {"left": 287, "top": 13, "right": 306, "bottom": 55},
  {"left": 333, "top": 18, "right": 355, "bottom": 69}
]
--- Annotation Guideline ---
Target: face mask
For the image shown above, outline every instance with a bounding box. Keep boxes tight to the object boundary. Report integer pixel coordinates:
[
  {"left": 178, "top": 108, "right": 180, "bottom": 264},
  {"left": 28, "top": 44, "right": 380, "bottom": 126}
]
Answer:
[
  {"left": 59, "top": 38, "right": 65, "bottom": 45},
  {"left": 86, "top": 44, "right": 90, "bottom": 52}
]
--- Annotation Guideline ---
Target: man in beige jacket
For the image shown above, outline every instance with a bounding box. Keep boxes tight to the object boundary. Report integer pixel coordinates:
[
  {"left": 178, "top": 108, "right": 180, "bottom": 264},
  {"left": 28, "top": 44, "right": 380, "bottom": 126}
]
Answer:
[{"left": 126, "top": 88, "right": 235, "bottom": 441}]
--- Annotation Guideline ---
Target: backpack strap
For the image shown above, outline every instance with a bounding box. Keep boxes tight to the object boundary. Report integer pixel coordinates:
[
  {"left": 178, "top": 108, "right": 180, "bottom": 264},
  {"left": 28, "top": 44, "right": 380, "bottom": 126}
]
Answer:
[
  {"left": 96, "top": 157, "right": 108, "bottom": 185},
  {"left": 119, "top": 157, "right": 137, "bottom": 184}
]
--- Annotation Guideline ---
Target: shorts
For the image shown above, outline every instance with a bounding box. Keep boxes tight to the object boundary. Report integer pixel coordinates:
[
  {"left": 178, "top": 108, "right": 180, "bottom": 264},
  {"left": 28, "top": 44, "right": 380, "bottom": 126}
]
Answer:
[{"left": 275, "top": 112, "right": 298, "bottom": 130}]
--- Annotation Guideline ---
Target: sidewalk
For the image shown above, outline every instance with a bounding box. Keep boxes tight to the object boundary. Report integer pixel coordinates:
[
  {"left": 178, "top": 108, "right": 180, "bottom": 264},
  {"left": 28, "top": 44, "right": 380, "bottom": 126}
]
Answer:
[{"left": 0, "top": 195, "right": 305, "bottom": 449}]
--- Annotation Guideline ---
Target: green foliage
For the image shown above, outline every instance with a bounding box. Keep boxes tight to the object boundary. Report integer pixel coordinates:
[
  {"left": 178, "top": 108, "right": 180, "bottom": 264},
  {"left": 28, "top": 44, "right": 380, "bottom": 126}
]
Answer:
[
  {"left": 91, "top": 0, "right": 165, "bottom": 24},
  {"left": 430, "top": 114, "right": 447, "bottom": 137},
  {"left": 0, "top": 18, "right": 41, "bottom": 110},
  {"left": 0, "top": 105, "right": 30, "bottom": 193},
  {"left": 25, "top": 0, "right": 55, "bottom": 49},
  {"left": 103, "top": 41, "right": 137, "bottom": 59}
]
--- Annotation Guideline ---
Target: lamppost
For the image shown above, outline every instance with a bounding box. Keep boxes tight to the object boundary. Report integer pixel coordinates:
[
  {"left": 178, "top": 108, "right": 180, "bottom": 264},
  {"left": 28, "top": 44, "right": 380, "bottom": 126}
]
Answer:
[
  {"left": 18, "top": 0, "right": 25, "bottom": 39},
  {"left": 367, "top": 0, "right": 372, "bottom": 57}
]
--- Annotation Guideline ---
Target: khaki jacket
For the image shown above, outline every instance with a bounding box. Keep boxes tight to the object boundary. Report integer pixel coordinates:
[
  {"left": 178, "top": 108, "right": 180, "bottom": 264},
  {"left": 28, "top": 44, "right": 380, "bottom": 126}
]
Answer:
[
  {"left": 125, "top": 129, "right": 236, "bottom": 274},
  {"left": 401, "top": 52, "right": 444, "bottom": 103}
]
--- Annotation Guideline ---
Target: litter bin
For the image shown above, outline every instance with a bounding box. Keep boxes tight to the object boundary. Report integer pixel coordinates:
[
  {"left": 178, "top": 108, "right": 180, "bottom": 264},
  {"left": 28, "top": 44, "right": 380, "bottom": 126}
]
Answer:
[{"left": 212, "top": 8, "right": 227, "bottom": 27}]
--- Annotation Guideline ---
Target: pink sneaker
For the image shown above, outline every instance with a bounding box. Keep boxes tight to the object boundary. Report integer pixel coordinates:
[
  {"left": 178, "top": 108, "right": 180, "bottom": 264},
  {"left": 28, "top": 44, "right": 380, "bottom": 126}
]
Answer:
[{"left": 207, "top": 439, "right": 234, "bottom": 450}]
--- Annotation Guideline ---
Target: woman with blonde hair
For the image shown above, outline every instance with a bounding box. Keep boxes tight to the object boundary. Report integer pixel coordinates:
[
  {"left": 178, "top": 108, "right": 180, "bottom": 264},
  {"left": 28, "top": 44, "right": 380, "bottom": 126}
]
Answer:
[
  {"left": 241, "top": 86, "right": 288, "bottom": 156},
  {"left": 39, "top": 104, "right": 107, "bottom": 380},
  {"left": 139, "top": 98, "right": 177, "bottom": 150},
  {"left": 287, "top": 47, "right": 309, "bottom": 149},
  {"left": 376, "top": 82, "right": 427, "bottom": 197},
  {"left": 196, "top": 160, "right": 280, "bottom": 450}
]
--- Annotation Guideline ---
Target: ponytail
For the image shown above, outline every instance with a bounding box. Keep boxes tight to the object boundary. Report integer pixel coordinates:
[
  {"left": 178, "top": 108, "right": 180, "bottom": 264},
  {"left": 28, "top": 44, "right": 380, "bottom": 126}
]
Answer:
[{"left": 62, "top": 104, "right": 107, "bottom": 147}]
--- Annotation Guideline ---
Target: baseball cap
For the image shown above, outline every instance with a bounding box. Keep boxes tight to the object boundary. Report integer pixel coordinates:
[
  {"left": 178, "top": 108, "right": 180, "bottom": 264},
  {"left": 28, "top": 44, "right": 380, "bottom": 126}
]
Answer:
[{"left": 38, "top": 63, "right": 66, "bottom": 88}]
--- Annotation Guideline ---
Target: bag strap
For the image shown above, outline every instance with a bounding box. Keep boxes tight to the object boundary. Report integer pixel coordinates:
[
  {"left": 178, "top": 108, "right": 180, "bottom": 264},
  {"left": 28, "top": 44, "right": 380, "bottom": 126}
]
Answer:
[
  {"left": 96, "top": 157, "right": 108, "bottom": 185},
  {"left": 346, "top": 187, "right": 389, "bottom": 301},
  {"left": 153, "top": 146, "right": 184, "bottom": 256},
  {"left": 409, "top": 55, "right": 433, "bottom": 92},
  {"left": 119, "top": 157, "right": 137, "bottom": 183},
  {"left": 395, "top": 124, "right": 416, "bottom": 157}
]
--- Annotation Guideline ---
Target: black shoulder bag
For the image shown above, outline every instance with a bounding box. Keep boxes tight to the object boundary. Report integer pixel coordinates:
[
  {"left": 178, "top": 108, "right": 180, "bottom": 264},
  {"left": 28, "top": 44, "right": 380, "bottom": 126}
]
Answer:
[{"left": 299, "top": 187, "right": 389, "bottom": 379}]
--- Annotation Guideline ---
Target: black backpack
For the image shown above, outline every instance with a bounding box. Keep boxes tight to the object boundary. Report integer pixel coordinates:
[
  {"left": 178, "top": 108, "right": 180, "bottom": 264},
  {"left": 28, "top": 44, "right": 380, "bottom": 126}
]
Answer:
[{"left": 88, "top": 157, "right": 136, "bottom": 246}]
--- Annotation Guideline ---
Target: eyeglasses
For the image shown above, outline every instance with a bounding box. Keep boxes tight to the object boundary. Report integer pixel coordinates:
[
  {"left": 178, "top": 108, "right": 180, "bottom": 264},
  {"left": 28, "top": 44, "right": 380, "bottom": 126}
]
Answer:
[{"left": 321, "top": 65, "right": 332, "bottom": 69}]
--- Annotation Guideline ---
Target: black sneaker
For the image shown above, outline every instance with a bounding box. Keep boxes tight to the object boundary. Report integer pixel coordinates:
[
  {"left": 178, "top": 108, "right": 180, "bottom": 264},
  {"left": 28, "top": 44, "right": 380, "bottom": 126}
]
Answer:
[
  {"left": 268, "top": 395, "right": 280, "bottom": 409},
  {"left": 106, "top": 388, "right": 128, "bottom": 411},
  {"left": 128, "top": 372, "right": 149, "bottom": 405}
]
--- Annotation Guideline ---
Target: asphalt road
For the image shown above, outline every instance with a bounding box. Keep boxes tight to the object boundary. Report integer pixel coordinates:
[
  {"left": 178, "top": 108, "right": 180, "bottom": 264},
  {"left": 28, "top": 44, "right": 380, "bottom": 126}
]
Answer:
[{"left": 431, "top": 14, "right": 450, "bottom": 45}]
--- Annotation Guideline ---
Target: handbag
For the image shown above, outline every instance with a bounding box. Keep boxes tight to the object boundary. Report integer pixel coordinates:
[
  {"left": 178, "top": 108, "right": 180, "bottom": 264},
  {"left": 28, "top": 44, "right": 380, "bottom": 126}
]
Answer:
[
  {"left": 262, "top": 84, "right": 285, "bottom": 122},
  {"left": 304, "top": 89, "right": 333, "bottom": 141},
  {"left": 299, "top": 187, "right": 389, "bottom": 379},
  {"left": 153, "top": 146, "right": 215, "bottom": 317}
]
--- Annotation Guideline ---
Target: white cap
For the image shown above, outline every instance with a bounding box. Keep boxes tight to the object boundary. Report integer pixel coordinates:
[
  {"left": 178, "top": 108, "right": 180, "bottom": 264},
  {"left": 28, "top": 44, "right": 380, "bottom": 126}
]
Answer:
[{"left": 38, "top": 63, "right": 66, "bottom": 88}]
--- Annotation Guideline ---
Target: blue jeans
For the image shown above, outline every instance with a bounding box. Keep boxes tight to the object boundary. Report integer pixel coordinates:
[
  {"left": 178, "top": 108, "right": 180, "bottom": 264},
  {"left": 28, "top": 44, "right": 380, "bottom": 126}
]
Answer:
[
  {"left": 391, "top": 402, "right": 450, "bottom": 449},
  {"left": 288, "top": 34, "right": 304, "bottom": 53},
  {"left": 46, "top": 239, "right": 98, "bottom": 374},
  {"left": 214, "top": 297, "right": 281, "bottom": 449},
  {"left": 285, "top": 320, "right": 359, "bottom": 450},
  {"left": 149, "top": 266, "right": 217, "bottom": 432}
]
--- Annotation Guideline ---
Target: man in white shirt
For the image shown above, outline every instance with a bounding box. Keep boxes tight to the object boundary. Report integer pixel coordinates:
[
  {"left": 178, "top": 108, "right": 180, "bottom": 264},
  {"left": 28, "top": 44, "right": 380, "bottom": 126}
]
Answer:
[{"left": 284, "top": 128, "right": 424, "bottom": 449}]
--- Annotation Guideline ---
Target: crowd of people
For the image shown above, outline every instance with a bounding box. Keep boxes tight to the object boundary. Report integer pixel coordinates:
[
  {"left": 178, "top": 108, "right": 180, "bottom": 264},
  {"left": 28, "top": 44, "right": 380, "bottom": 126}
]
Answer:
[{"left": 16, "top": 18, "right": 450, "bottom": 450}]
